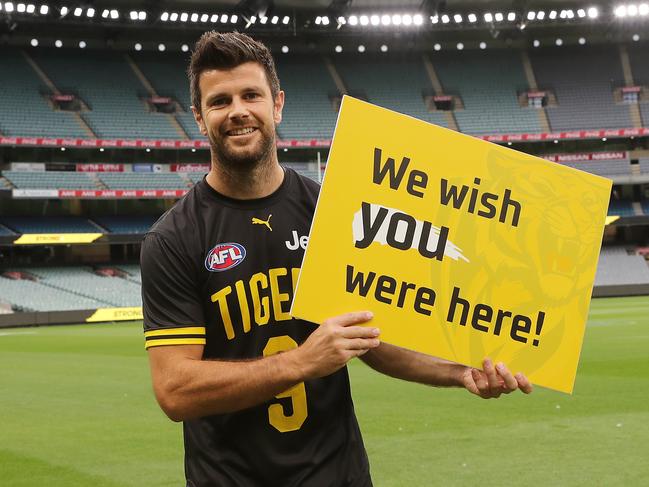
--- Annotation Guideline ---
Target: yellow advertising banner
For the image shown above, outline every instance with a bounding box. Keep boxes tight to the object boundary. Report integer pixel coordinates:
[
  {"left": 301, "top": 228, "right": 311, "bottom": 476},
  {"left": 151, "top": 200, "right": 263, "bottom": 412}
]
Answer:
[
  {"left": 291, "top": 96, "right": 612, "bottom": 393},
  {"left": 86, "top": 307, "right": 143, "bottom": 322},
  {"left": 13, "top": 233, "right": 103, "bottom": 245}
]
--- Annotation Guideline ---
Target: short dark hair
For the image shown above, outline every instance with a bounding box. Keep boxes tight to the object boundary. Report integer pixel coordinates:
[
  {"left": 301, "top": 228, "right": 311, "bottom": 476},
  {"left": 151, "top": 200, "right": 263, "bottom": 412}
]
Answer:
[{"left": 188, "top": 31, "right": 280, "bottom": 111}]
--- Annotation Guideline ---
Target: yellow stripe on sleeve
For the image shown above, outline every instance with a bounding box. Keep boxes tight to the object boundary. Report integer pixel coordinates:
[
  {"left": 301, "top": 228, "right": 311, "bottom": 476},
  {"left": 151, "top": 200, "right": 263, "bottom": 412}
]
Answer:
[
  {"left": 144, "top": 327, "right": 206, "bottom": 338},
  {"left": 145, "top": 338, "right": 207, "bottom": 350}
]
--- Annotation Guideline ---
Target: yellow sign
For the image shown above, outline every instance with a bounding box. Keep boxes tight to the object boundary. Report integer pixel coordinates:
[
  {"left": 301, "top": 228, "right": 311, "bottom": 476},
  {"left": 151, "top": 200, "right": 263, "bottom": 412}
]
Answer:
[
  {"left": 292, "top": 96, "right": 612, "bottom": 393},
  {"left": 13, "top": 233, "right": 103, "bottom": 245},
  {"left": 86, "top": 307, "right": 143, "bottom": 322}
]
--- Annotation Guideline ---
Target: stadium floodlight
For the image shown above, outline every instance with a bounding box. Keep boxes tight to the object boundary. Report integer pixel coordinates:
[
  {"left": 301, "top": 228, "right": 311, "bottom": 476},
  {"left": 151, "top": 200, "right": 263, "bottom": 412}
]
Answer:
[
  {"left": 335, "top": 45, "right": 342, "bottom": 52},
  {"left": 382, "top": 14, "right": 391, "bottom": 25},
  {"left": 158, "top": 43, "right": 166, "bottom": 51},
  {"left": 555, "top": 38, "right": 563, "bottom": 46},
  {"left": 99, "top": 147, "right": 104, "bottom": 152},
  {"left": 271, "top": 15, "right": 278, "bottom": 24},
  {"left": 86, "top": 7, "right": 94, "bottom": 17},
  {"left": 220, "top": 14, "right": 227, "bottom": 23},
  {"left": 282, "top": 15, "right": 289, "bottom": 24},
  {"left": 549, "top": 10, "right": 557, "bottom": 19},
  {"left": 170, "top": 12, "right": 178, "bottom": 21},
  {"left": 79, "top": 40, "right": 86, "bottom": 48},
  {"left": 537, "top": 10, "right": 546, "bottom": 20},
  {"left": 322, "top": 15, "right": 329, "bottom": 25},
  {"left": 60, "top": 147, "right": 66, "bottom": 151},
  {"left": 403, "top": 14, "right": 412, "bottom": 25},
  {"left": 74, "top": 6, "right": 82, "bottom": 16},
  {"left": 507, "top": 12, "right": 516, "bottom": 21},
  {"left": 527, "top": 11, "right": 536, "bottom": 20},
  {"left": 17, "top": 3, "right": 25, "bottom": 13},
  {"left": 348, "top": 15, "right": 358, "bottom": 25},
  {"left": 139, "top": 11, "right": 146, "bottom": 20},
  {"left": 601, "top": 137, "right": 607, "bottom": 141},
  {"left": 101, "top": 8, "right": 109, "bottom": 18},
  {"left": 260, "top": 15, "right": 268, "bottom": 24},
  {"left": 567, "top": 9, "right": 575, "bottom": 19},
  {"left": 628, "top": 5, "right": 639, "bottom": 16},
  {"left": 441, "top": 14, "right": 449, "bottom": 23},
  {"left": 55, "top": 39, "right": 62, "bottom": 47},
  {"left": 360, "top": 15, "right": 369, "bottom": 25},
  {"left": 456, "top": 42, "right": 464, "bottom": 50},
  {"left": 413, "top": 14, "right": 423, "bottom": 25},
  {"left": 641, "top": 4, "right": 649, "bottom": 15},
  {"left": 130, "top": 11, "right": 138, "bottom": 20},
  {"left": 30, "top": 38, "right": 38, "bottom": 46},
  {"left": 494, "top": 12, "right": 504, "bottom": 21},
  {"left": 433, "top": 43, "right": 441, "bottom": 51},
  {"left": 633, "top": 33, "right": 640, "bottom": 41},
  {"left": 181, "top": 44, "right": 189, "bottom": 52},
  {"left": 40, "top": 5, "right": 48, "bottom": 15},
  {"left": 134, "top": 42, "right": 142, "bottom": 51},
  {"left": 430, "top": 15, "right": 438, "bottom": 24},
  {"left": 533, "top": 39, "right": 540, "bottom": 47},
  {"left": 614, "top": 5, "right": 626, "bottom": 17},
  {"left": 468, "top": 13, "right": 477, "bottom": 23},
  {"left": 380, "top": 44, "right": 388, "bottom": 52},
  {"left": 5, "top": 2, "right": 14, "bottom": 12},
  {"left": 161, "top": 12, "right": 169, "bottom": 21},
  {"left": 484, "top": 12, "right": 493, "bottom": 22},
  {"left": 181, "top": 12, "right": 189, "bottom": 22},
  {"left": 26, "top": 4, "right": 35, "bottom": 13},
  {"left": 479, "top": 41, "right": 487, "bottom": 49},
  {"left": 393, "top": 14, "right": 403, "bottom": 25},
  {"left": 453, "top": 14, "right": 462, "bottom": 23},
  {"left": 248, "top": 15, "right": 257, "bottom": 25},
  {"left": 200, "top": 13, "right": 208, "bottom": 22},
  {"left": 110, "top": 9, "right": 118, "bottom": 19},
  {"left": 587, "top": 7, "right": 598, "bottom": 18},
  {"left": 315, "top": 15, "right": 321, "bottom": 25},
  {"left": 231, "top": 14, "right": 238, "bottom": 23},
  {"left": 579, "top": 37, "right": 586, "bottom": 45},
  {"left": 210, "top": 13, "right": 218, "bottom": 22},
  {"left": 358, "top": 44, "right": 365, "bottom": 52},
  {"left": 190, "top": 13, "right": 198, "bottom": 22},
  {"left": 281, "top": 45, "right": 289, "bottom": 53},
  {"left": 577, "top": 9, "right": 586, "bottom": 18}
]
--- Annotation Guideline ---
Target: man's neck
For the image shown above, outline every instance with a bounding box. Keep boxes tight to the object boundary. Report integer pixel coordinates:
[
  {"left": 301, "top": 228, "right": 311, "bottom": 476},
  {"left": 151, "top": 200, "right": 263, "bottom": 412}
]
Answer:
[{"left": 205, "top": 157, "right": 285, "bottom": 200}]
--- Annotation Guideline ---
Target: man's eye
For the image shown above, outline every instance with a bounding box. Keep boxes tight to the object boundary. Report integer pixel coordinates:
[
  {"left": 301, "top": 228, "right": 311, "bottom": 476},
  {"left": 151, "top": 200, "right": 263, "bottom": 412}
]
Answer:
[
  {"left": 245, "top": 93, "right": 259, "bottom": 99},
  {"left": 212, "top": 98, "right": 227, "bottom": 106}
]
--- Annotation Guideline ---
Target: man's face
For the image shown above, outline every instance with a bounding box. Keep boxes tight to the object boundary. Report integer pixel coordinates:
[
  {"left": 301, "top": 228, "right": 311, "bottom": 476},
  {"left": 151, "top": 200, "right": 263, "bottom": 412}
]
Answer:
[{"left": 192, "top": 61, "right": 284, "bottom": 171}]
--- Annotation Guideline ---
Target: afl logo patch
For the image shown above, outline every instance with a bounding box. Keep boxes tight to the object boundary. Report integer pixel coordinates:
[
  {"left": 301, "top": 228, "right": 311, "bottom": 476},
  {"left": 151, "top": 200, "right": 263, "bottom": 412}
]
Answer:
[{"left": 205, "top": 243, "right": 246, "bottom": 272}]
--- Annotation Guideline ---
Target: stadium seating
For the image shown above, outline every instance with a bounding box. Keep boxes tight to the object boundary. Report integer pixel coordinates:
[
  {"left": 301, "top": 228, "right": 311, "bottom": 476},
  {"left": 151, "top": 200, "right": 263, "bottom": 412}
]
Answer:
[
  {"left": 0, "top": 48, "right": 87, "bottom": 138},
  {"left": 608, "top": 200, "right": 635, "bottom": 216},
  {"left": 627, "top": 46, "right": 649, "bottom": 126},
  {"left": 0, "top": 224, "right": 16, "bottom": 236},
  {"left": 556, "top": 159, "right": 631, "bottom": 177},
  {"left": 530, "top": 46, "right": 632, "bottom": 131},
  {"left": 638, "top": 158, "right": 649, "bottom": 175},
  {"left": 642, "top": 200, "right": 649, "bottom": 215},
  {"left": 334, "top": 54, "right": 449, "bottom": 129},
  {"left": 432, "top": 50, "right": 541, "bottom": 134},
  {"left": 115, "top": 264, "right": 142, "bottom": 284},
  {"left": 30, "top": 48, "right": 180, "bottom": 139},
  {"left": 595, "top": 247, "right": 649, "bottom": 286},
  {"left": 0, "top": 217, "right": 104, "bottom": 233},
  {"left": 92, "top": 216, "right": 158, "bottom": 234},
  {"left": 98, "top": 173, "right": 189, "bottom": 189},
  {"left": 2, "top": 171, "right": 97, "bottom": 189}
]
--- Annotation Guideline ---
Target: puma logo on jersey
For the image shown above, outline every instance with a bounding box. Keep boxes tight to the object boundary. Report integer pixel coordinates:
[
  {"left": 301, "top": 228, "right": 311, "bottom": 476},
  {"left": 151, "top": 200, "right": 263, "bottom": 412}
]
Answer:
[
  {"left": 252, "top": 214, "right": 272, "bottom": 231},
  {"left": 285, "top": 230, "right": 308, "bottom": 250}
]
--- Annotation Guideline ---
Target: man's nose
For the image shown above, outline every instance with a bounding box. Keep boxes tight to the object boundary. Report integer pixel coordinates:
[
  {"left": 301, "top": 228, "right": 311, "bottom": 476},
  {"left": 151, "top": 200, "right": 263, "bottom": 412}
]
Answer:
[{"left": 228, "top": 97, "right": 250, "bottom": 120}]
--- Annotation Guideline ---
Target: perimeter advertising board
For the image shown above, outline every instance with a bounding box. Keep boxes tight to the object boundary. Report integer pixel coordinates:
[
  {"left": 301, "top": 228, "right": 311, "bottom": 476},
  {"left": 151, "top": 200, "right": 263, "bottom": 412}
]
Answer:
[{"left": 291, "top": 96, "right": 612, "bottom": 393}]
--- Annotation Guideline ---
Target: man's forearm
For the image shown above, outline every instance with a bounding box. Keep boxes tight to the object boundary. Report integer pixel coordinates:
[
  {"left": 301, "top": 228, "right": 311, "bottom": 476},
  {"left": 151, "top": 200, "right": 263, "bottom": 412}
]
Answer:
[
  {"left": 360, "top": 342, "right": 467, "bottom": 387},
  {"left": 151, "top": 348, "right": 304, "bottom": 421}
]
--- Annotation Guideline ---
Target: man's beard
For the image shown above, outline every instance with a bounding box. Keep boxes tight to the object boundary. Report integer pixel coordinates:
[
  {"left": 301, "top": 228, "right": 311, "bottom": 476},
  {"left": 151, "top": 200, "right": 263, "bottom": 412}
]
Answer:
[{"left": 209, "top": 125, "right": 276, "bottom": 173}]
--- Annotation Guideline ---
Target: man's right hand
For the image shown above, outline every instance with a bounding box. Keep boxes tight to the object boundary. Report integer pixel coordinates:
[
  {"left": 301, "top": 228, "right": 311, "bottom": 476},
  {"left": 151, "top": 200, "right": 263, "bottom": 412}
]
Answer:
[{"left": 292, "top": 311, "right": 380, "bottom": 380}]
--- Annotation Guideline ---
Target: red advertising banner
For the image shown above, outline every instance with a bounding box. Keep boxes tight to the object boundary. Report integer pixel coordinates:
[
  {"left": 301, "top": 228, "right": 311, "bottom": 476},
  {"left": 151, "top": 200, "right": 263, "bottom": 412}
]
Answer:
[
  {"left": 0, "top": 129, "right": 648, "bottom": 150},
  {"left": 170, "top": 163, "right": 210, "bottom": 172},
  {"left": 57, "top": 189, "right": 188, "bottom": 199},
  {"left": 543, "top": 152, "right": 628, "bottom": 163},
  {"left": 76, "top": 163, "right": 124, "bottom": 172}
]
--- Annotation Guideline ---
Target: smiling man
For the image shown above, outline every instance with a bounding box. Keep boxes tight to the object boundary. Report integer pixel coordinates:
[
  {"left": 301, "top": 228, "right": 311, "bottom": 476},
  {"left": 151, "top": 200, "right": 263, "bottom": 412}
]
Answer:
[{"left": 140, "top": 31, "right": 532, "bottom": 487}]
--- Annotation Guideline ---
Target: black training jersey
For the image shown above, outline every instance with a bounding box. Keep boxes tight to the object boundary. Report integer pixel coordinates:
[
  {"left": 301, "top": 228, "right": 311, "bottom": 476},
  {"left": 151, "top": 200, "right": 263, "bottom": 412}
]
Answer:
[{"left": 141, "top": 168, "right": 370, "bottom": 487}]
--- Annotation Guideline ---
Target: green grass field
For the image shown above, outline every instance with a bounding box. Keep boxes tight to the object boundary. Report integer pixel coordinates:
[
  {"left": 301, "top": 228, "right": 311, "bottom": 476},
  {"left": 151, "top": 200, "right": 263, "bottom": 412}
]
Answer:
[{"left": 1, "top": 296, "right": 648, "bottom": 486}]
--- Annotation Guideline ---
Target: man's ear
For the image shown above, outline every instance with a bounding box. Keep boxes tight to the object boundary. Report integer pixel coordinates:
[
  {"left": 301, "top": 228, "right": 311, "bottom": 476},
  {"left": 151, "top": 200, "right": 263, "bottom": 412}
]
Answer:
[
  {"left": 273, "top": 90, "right": 285, "bottom": 125},
  {"left": 191, "top": 106, "right": 208, "bottom": 136}
]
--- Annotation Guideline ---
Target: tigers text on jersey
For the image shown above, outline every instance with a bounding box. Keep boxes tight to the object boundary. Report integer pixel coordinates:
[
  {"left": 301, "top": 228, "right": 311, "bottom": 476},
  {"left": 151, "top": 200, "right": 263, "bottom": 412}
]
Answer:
[{"left": 141, "top": 168, "right": 371, "bottom": 487}]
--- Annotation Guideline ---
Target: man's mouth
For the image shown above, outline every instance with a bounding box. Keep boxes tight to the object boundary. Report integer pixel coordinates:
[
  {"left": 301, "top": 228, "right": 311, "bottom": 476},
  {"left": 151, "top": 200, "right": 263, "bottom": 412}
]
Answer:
[{"left": 226, "top": 127, "right": 257, "bottom": 137}]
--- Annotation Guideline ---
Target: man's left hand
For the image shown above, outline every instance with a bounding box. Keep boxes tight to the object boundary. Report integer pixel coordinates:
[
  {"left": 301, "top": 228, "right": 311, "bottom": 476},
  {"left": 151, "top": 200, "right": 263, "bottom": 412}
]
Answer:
[{"left": 462, "top": 358, "right": 533, "bottom": 398}]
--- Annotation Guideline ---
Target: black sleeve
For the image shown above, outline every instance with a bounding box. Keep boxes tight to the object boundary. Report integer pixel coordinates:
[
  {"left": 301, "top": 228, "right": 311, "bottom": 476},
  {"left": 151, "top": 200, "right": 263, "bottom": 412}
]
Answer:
[{"left": 140, "top": 232, "right": 206, "bottom": 350}]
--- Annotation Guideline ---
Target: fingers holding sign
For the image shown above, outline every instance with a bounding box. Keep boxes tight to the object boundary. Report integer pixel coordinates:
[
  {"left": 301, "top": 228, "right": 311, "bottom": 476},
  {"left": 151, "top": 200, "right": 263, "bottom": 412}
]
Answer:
[{"left": 465, "top": 358, "right": 533, "bottom": 399}]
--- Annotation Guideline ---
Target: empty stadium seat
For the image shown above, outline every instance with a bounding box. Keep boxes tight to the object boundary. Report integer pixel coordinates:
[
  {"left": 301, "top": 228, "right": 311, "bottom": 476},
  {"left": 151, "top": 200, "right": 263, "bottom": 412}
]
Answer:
[{"left": 0, "top": 217, "right": 103, "bottom": 234}]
